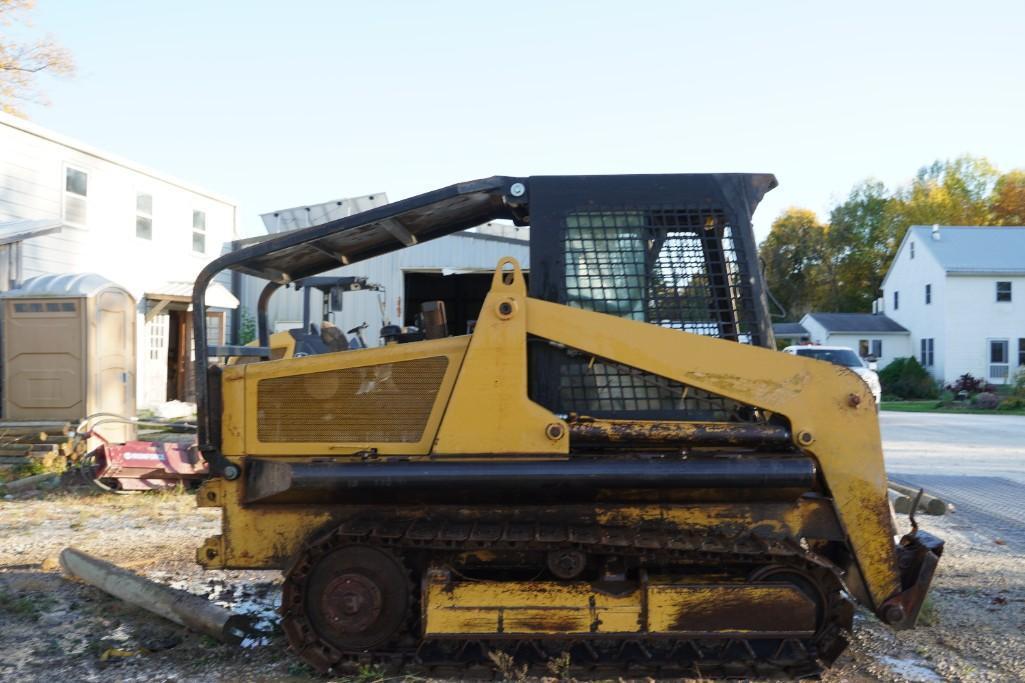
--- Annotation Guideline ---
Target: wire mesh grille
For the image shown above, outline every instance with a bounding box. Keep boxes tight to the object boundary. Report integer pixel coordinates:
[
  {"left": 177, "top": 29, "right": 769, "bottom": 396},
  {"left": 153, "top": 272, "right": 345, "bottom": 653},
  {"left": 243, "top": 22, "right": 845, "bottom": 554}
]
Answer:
[
  {"left": 563, "top": 208, "right": 759, "bottom": 342},
  {"left": 530, "top": 205, "right": 762, "bottom": 422},
  {"left": 257, "top": 356, "right": 448, "bottom": 443},
  {"left": 539, "top": 344, "right": 751, "bottom": 421}
]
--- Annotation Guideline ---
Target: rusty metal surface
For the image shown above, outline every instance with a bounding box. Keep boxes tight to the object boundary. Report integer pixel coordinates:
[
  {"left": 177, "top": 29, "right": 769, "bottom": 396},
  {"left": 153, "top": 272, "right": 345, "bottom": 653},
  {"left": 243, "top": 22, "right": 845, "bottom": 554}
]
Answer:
[
  {"left": 568, "top": 418, "right": 792, "bottom": 450},
  {"left": 879, "top": 530, "right": 944, "bottom": 629},
  {"left": 195, "top": 493, "right": 847, "bottom": 570},
  {"left": 280, "top": 517, "right": 851, "bottom": 677}
]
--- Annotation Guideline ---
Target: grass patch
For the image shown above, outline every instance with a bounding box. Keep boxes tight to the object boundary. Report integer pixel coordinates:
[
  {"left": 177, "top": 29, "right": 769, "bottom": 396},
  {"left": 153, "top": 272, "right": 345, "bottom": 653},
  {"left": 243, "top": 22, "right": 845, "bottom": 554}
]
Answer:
[
  {"left": 917, "top": 595, "right": 939, "bottom": 627},
  {"left": 881, "top": 401, "right": 1025, "bottom": 415},
  {"left": 0, "top": 589, "right": 58, "bottom": 620}
]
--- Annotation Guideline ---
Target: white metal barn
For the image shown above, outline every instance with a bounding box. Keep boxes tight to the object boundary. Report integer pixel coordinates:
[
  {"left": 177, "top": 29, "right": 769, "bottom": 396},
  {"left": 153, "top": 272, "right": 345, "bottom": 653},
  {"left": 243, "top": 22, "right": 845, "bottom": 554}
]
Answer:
[
  {"left": 0, "top": 112, "right": 240, "bottom": 410},
  {"left": 239, "top": 223, "right": 530, "bottom": 344}
]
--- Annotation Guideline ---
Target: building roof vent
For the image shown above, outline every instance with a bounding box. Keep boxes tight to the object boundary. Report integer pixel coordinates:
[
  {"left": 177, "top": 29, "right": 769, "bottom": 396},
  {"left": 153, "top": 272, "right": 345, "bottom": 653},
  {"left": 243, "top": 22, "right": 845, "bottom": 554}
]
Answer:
[{"left": 932, "top": 224, "right": 941, "bottom": 240}]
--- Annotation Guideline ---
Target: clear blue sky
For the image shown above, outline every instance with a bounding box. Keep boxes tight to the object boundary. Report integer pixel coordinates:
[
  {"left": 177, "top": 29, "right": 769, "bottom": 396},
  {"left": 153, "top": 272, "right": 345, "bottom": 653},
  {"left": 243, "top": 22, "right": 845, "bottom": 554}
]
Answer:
[{"left": 21, "top": 0, "right": 1025, "bottom": 240}]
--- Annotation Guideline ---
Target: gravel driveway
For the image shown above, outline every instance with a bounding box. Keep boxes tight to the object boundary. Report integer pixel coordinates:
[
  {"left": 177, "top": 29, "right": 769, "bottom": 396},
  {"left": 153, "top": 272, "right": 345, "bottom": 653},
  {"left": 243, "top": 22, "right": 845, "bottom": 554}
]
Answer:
[
  {"left": 2, "top": 482, "right": 1022, "bottom": 682},
  {"left": 1, "top": 412, "right": 1023, "bottom": 682}
]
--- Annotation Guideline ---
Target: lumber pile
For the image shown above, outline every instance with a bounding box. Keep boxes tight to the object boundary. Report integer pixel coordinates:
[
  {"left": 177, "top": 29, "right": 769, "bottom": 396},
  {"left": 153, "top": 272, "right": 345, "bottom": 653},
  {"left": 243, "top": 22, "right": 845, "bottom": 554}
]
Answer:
[{"left": 0, "top": 420, "right": 80, "bottom": 471}]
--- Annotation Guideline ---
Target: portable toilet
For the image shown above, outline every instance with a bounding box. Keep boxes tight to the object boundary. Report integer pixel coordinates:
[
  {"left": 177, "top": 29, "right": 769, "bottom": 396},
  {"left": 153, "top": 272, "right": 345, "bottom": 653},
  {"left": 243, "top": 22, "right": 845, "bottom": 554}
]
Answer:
[{"left": 2, "top": 273, "right": 136, "bottom": 442}]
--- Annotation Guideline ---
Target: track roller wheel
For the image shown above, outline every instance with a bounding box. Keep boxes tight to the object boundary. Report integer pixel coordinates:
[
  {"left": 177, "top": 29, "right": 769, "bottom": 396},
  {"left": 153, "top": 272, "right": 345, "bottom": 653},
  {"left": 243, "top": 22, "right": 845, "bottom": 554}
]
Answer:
[{"left": 294, "top": 545, "right": 411, "bottom": 654}]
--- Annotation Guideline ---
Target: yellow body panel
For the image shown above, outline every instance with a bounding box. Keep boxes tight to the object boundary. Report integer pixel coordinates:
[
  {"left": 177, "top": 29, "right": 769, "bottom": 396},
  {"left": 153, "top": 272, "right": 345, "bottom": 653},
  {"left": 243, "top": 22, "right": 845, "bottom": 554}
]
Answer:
[
  {"left": 234, "top": 336, "right": 468, "bottom": 457},
  {"left": 433, "top": 258, "right": 567, "bottom": 454},
  {"left": 423, "top": 574, "right": 816, "bottom": 636}
]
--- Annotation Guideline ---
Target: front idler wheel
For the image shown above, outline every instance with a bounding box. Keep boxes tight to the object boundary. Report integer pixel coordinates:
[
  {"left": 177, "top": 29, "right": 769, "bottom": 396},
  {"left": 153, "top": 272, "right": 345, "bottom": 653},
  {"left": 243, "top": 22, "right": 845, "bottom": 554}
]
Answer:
[{"left": 301, "top": 545, "right": 410, "bottom": 652}]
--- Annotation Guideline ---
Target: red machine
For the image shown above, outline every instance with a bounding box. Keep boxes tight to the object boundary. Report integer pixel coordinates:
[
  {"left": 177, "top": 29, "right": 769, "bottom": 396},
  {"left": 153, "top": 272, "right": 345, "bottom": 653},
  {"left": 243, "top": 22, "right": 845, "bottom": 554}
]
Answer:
[{"left": 84, "top": 439, "right": 206, "bottom": 492}]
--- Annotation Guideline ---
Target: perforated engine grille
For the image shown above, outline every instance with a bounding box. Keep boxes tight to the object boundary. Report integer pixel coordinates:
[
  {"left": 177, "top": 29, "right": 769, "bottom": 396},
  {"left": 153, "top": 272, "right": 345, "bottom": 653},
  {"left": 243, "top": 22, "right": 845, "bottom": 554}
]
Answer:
[{"left": 256, "top": 356, "right": 448, "bottom": 443}]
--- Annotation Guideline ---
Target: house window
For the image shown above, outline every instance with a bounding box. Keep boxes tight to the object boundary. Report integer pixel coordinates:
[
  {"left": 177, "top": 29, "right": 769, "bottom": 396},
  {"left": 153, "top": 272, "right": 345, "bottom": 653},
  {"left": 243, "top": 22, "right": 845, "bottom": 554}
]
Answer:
[
  {"left": 858, "top": 339, "right": 883, "bottom": 359},
  {"left": 920, "top": 338, "right": 934, "bottom": 366},
  {"left": 893, "top": 291, "right": 899, "bottom": 310},
  {"left": 136, "top": 193, "right": 153, "bottom": 240},
  {"left": 206, "top": 312, "right": 225, "bottom": 345},
  {"left": 63, "top": 166, "right": 88, "bottom": 226},
  {"left": 996, "top": 281, "right": 1012, "bottom": 302},
  {"left": 192, "top": 210, "right": 206, "bottom": 254},
  {"left": 147, "top": 314, "right": 167, "bottom": 361},
  {"left": 925, "top": 284, "right": 931, "bottom": 304},
  {"left": 990, "top": 339, "right": 1009, "bottom": 380},
  {"left": 1019, "top": 338, "right": 1025, "bottom": 366},
  {"left": 910, "top": 242, "right": 915, "bottom": 259}
]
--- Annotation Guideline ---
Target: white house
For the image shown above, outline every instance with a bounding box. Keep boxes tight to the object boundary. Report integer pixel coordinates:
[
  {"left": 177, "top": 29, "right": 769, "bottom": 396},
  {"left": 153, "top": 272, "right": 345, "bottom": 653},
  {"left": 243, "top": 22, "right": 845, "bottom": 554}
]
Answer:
[
  {"left": 880, "top": 225, "right": 1025, "bottom": 385},
  {"left": 795, "top": 312, "right": 910, "bottom": 370},
  {"left": 0, "top": 112, "right": 240, "bottom": 409}
]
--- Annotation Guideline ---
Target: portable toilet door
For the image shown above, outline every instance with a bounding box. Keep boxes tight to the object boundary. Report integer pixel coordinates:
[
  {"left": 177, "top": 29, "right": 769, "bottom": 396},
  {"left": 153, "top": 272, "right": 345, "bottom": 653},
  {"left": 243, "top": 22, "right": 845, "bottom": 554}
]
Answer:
[{"left": 2, "top": 273, "right": 136, "bottom": 442}]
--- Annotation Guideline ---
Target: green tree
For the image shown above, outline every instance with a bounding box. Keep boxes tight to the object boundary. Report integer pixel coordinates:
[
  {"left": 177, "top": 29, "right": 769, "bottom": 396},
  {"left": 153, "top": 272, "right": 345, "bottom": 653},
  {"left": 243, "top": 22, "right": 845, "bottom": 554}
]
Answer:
[
  {"left": 0, "top": 0, "right": 74, "bottom": 116},
  {"left": 989, "top": 170, "right": 1025, "bottom": 225},
  {"left": 821, "top": 180, "right": 893, "bottom": 312},
  {"left": 758, "top": 208, "right": 828, "bottom": 319}
]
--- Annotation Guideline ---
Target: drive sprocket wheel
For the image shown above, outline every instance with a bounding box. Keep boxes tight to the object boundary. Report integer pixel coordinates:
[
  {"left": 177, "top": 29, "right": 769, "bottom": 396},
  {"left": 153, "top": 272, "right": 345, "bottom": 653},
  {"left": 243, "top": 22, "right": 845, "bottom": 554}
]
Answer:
[{"left": 285, "top": 545, "right": 411, "bottom": 659}]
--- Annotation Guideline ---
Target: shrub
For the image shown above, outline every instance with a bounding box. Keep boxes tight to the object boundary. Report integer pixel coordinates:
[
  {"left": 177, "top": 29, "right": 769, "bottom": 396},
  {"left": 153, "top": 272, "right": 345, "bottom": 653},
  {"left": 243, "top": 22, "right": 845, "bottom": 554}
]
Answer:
[
  {"left": 1013, "top": 368, "right": 1025, "bottom": 398},
  {"left": 973, "top": 392, "right": 1000, "bottom": 409},
  {"left": 878, "top": 357, "right": 940, "bottom": 400},
  {"left": 945, "top": 373, "right": 994, "bottom": 395},
  {"left": 998, "top": 397, "right": 1025, "bottom": 411}
]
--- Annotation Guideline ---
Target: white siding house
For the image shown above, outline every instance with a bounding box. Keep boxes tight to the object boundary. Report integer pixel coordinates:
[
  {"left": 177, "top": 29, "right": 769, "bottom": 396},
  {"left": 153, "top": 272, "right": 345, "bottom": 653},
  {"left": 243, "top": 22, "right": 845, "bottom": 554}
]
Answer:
[
  {"left": 797, "top": 313, "right": 911, "bottom": 370},
  {"left": 0, "top": 113, "right": 240, "bottom": 409},
  {"left": 881, "top": 225, "right": 1025, "bottom": 385}
]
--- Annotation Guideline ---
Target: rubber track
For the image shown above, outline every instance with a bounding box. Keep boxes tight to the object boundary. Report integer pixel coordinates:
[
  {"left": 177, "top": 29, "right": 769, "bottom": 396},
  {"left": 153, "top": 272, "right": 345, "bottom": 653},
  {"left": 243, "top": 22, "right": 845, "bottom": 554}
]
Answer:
[{"left": 280, "top": 516, "right": 853, "bottom": 680}]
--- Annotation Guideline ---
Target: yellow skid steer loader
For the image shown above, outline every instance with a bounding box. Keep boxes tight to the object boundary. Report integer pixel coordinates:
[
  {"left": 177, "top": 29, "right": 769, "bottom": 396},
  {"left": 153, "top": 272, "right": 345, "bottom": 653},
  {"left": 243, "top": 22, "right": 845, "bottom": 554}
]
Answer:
[{"left": 190, "top": 174, "right": 941, "bottom": 678}]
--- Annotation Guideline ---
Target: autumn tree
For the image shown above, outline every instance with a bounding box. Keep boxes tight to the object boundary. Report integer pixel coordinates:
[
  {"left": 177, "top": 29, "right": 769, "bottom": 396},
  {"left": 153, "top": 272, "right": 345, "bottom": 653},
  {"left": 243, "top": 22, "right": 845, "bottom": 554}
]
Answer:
[
  {"left": 758, "top": 208, "right": 828, "bottom": 319},
  {"left": 0, "top": 0, "right": 73, "bottom": 116},
  {"left": 990, "top": 170, "right": 1025, "bottom": 225},
  {"left": 760, "top": 156, "right": 1021, "bottom": 319},
  {"left": 881, "top": 156, "right": 998, "bottom": 248}
]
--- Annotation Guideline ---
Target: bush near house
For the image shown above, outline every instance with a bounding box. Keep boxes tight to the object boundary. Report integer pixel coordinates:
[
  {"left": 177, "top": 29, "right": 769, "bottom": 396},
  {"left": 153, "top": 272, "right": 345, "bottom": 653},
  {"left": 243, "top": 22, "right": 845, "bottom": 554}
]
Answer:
[
  {"left": 945, "top": 373, "right": 995, "bottom": 396},
  {"left": 1014, "top": 368, "right": 1025, "bottom": 398},
  {"left": 878, "top": 357, "right": 939, "bottom": 400},
  {"left": 973, "top": 392, "right": 1000, "bottom": 409}
]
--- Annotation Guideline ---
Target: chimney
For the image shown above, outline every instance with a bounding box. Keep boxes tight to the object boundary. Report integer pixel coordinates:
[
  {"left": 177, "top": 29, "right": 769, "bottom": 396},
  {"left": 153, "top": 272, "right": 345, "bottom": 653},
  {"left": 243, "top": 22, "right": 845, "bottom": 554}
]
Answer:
[{"left": 931, "top": 224, "right": 941, "bottom": 241}]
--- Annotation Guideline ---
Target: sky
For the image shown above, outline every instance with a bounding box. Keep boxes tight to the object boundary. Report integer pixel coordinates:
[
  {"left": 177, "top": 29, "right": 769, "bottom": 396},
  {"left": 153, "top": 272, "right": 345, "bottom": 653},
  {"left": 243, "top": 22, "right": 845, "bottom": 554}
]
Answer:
[{"left": 16, "top": 0, "right": 1025, "bottom": 241}]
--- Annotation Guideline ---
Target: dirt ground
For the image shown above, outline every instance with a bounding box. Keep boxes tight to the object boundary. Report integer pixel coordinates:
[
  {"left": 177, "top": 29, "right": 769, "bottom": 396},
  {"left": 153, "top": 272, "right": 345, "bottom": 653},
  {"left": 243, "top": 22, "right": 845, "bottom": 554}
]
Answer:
[{"left": 1, "top": 478, "right": 1023, "bottom": 683}]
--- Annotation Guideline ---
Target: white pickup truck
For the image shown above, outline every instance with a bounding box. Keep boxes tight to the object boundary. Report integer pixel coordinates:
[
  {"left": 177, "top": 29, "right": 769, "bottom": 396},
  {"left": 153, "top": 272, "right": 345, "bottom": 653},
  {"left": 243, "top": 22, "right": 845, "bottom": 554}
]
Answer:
[{"left": 782, "top": 345, "right": 882, "bottom": 404}]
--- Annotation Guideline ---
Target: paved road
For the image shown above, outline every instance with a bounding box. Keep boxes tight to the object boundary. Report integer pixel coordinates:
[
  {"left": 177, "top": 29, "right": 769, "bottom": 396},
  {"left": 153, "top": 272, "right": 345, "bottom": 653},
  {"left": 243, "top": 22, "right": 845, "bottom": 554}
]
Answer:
[
  {"left": 881, "top": 411, "right": 1025, "bottom": 546},
  {"left": 881, "top": 411, "right": 1025, "bottom": 483}
]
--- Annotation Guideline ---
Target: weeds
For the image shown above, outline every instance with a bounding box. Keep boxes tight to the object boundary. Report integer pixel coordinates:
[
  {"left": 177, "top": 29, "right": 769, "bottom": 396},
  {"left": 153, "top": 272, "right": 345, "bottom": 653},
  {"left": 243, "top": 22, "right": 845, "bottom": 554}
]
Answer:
[
  {"left": 489, "top": 650, "right": 529, "bottom": 682},
  {"left": 545, "top": 651, "right": 572, "bottom": 679},
  {"left": 917, "top": 596, "right": 939, "bottom": 627}
]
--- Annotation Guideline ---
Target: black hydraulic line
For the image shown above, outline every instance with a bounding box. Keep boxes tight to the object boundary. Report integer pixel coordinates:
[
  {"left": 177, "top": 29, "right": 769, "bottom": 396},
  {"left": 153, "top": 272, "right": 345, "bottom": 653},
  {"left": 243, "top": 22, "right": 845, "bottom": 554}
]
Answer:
[{"left": 244, "top": 455, "right": 817, "bottom": 503}]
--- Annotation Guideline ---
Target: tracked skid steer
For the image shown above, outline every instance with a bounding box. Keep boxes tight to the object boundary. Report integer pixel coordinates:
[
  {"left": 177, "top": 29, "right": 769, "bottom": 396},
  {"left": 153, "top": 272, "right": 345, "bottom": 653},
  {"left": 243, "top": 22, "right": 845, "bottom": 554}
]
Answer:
[{"left": 191, "top": 174, "right": 942, "bottom": 678}]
